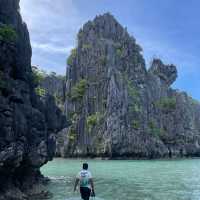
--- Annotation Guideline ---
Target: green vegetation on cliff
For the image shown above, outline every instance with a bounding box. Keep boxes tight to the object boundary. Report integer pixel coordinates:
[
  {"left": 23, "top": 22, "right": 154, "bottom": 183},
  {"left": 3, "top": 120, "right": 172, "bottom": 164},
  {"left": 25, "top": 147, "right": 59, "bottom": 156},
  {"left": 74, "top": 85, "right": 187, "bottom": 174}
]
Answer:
[
  {"left": 156, "top": 97, "right": 176, "bottom": 110},
  {"left": 99, "top": 56, "right": 107, "bottom": 66},
  {"left": 86, "top": 112, "right": 101, "bottom": 132},
  {"left": 132, "top": 120, "right": 140, "bottom": 130},
  {"left": 68, "top": 127, "right": 77, "bottom": 141},
  {"left": 67, "top": 48, "right": 77, "bottom": 66},
  {"left": 69, "top": 79, "right": 87, "bottom": 101},
  {"left": 0, "top": 24, "right": 17, "bottom": 42},
  {"left": 35, "top": 86, "right": 46, "bottom": 97},
  {"left": 82, "top": 43, "right": 92, "bottom": 51},
  {"left": 148, "top": 121, "right": 165, "bottom": 137},
  {"left": 32, "top": 66, "right": 47, "bottom": 85},
  {"left": 32, "top": 66, "right": 47, "bottom": 97}
]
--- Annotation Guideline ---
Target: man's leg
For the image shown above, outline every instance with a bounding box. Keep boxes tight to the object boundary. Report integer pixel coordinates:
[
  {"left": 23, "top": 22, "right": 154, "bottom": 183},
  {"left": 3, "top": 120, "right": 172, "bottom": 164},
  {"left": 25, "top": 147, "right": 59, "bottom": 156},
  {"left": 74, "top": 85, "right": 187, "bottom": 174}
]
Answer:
[{"left": 80, "top": 187, "right": 91, "bottom": 200}]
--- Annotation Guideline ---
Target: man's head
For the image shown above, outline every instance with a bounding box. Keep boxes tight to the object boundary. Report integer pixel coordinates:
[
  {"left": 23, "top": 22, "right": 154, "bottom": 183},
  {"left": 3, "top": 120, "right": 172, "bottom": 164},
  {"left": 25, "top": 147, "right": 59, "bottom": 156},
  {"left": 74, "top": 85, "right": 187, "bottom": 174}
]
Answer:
[{"left": 83, "top": 163, "right": 88, "bottom": 170}]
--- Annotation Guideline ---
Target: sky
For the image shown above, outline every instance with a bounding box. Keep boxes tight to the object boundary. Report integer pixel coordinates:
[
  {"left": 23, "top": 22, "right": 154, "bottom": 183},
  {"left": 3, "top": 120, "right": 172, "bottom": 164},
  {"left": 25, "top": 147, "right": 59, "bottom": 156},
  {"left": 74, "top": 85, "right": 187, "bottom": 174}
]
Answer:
[{"left": 20, "top": 0, "right": 200, "bottom": 100}]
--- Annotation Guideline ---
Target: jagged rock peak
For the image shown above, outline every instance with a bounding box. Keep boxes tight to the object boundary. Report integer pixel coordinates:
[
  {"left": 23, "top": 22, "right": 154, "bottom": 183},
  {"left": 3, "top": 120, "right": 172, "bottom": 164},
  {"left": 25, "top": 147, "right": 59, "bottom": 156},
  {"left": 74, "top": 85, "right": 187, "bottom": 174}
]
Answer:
[
  {"left": 78, "top": 12, "right": 137, "bottom": 44},
  {"left": 148, "top": 58, "right": 178, "bottom": 86}
]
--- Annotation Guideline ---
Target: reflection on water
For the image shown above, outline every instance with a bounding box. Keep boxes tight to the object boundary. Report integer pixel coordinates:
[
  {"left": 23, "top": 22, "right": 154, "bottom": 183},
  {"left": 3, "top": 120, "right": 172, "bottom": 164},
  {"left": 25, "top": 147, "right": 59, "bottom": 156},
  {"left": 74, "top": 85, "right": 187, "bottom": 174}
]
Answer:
[{"left": 41, "top": 158, "right": 200, "bottom": 200}]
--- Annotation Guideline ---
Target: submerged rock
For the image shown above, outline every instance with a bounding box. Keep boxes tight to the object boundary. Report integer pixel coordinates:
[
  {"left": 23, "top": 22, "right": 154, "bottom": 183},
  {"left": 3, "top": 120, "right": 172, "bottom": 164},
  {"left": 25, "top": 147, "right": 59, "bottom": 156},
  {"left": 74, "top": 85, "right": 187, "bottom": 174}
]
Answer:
[
  {"left": 0, "top": 0, "right": 67, "bottom": 199},
  {"left": 57, "top": 13, "right": 200, "bottom": 158}
]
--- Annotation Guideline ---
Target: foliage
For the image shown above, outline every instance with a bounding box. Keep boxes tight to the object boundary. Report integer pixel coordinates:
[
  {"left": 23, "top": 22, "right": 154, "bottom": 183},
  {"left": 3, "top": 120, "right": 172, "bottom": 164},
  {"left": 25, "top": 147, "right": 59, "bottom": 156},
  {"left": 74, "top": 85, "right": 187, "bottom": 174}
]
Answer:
[
  {"left": 35, "top": 86, "right": 46, "bottom": 97},
  {"left": 129, "top": 103, "right": 141, "bottom": 113},
  {"left": 116, "top": 47, "right": 123, "bottom": 57},
  {"left": 156, "top": 97, "right": 176, "bottom": 110},
  {"left": 68, "top": 127, "right": 77, "bottom": 141},
  {"left": 148, "top": 121, "right": 165, "bottom": 137},
  {"left": 135, "top": 44, "right": 143, "bottom": 52},
  {"left": 120, "top": 72, "right": 140, "bottom": 115},
  {"left": 132, "top": 120, "right": 140, "bottom": 130},
  {"left": 148, "top": 121, "right": 156, "bottom": 130},
  {"left": 57, "top": 75, "right": 66, "bottom": 81},
  {"left": 49, "top": 71, "right": 65, "bottom": 81},
  {"left": 122, "top": 72, "right": 139, "bottom": 100},
  {"left": 50, "top": 71, "right": 57, "bottom": 77},
  {"left": 82, "top": 43, "right": 92, "bottom": 51},
  {"left": 53, "top": 93, "right": 63, "bottom": 104},
  {"left": 69, "top": 79, "right": 87, "bottom": 101},
  {"left": 128, "top": 83, "right": 139, "bottom": 99},
  {"left": 78, "top": 29, "right": 83, "bottom": 39},
  {"left": 67, "top": 48, "right": 77, "bottom": 66},
  {"left": 32, "top": 66, "right": 47, "bottom": 86},
  {"left": 86, "top": 112, "right": 101, "bottom": 132},
  {"left": 99, "top": 56, "right": 107, "bottom": 66},
  {"left": 126, "top": 78, "right": 139, "bottom": 101},
  {"left": 0, "top": 25, "right": 17, "bottom": 42}
]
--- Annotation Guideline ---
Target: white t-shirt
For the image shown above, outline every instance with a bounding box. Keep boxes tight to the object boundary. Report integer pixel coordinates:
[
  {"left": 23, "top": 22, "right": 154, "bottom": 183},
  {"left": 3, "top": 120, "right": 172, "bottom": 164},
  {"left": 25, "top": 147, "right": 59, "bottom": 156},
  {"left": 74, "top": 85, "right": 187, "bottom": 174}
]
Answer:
[{"left": 76, "top": 170, "right": 92, "bottom": 188}]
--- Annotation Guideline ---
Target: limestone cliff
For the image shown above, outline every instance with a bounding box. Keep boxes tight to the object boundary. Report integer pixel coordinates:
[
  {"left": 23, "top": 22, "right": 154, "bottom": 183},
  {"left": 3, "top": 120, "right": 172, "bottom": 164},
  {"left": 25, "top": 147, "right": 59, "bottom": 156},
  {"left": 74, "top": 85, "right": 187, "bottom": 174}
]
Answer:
[
  {"left": 39, "top": 72, "right": 66, "bottom": 111},
  {"left": 57, "top": 13, "right": 200, "bottom": 158},
  {"left": 0, "top": 0, "right": 66, "bottom": 199}
]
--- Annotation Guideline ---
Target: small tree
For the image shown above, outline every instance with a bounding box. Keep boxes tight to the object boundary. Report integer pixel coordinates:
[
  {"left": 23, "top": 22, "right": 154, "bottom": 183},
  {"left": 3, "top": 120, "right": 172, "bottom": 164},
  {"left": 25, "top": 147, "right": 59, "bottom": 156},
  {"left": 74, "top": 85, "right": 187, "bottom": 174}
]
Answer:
[
  {"left": 32, "top": 66, "right": 47, "bottom": 86},
  {"left": 67, "top": 48, "right": 77, "bottom": 66},
  {"left": 35, "top": 86, "right": 46, "bottom": 97},
  {"left": 0, "top": 25, "right": 17, "bottom": 42},
  {"left": 86, "top": 112, "right": 101, "bottom": 132},
  {"left": 69, "top": 79, "right": 87, "bottom": 101}
]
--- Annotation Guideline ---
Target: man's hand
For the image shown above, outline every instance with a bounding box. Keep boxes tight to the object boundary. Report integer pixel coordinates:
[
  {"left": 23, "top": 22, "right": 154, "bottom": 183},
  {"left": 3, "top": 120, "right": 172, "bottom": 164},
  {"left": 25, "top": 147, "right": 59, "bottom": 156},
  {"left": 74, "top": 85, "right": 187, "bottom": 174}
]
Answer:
[
  {"left": 73, "top": 178, "right": 79, "bottom": 192},
  {"left": 91, "top": 189, "right": 95, "bottom": 197},
  {"left": 89, "top": 178, "right": 95, "bottom": 197}
]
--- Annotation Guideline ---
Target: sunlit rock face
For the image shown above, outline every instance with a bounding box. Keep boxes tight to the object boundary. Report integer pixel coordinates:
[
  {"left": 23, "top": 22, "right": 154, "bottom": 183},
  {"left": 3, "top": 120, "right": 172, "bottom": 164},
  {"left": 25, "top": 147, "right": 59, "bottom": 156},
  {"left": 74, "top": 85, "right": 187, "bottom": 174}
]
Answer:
[
  {"left": 56, "top": 13, "right": 200, "bottom": 159},
  {"left": 0, "top": 0, "right": 66, "bottom": 199}
]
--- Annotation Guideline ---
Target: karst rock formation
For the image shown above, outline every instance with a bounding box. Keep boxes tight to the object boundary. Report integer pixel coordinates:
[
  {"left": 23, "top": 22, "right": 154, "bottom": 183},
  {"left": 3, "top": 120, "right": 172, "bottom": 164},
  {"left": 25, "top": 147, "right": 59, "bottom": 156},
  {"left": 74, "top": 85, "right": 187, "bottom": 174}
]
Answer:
[
  {"left": 55, "top": 13, "right": 200, "bottom": 158},
  {"left": 0, "top": 0, "right": 66, "bottom": 199}
]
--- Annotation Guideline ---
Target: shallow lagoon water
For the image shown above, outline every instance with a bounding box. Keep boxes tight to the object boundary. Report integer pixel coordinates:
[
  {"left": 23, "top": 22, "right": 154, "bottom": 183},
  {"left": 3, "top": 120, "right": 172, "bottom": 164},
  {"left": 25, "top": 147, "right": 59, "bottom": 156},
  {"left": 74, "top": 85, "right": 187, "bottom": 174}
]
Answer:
[{"left": 41, "top": 158, "right": 200, "bottom": 200}]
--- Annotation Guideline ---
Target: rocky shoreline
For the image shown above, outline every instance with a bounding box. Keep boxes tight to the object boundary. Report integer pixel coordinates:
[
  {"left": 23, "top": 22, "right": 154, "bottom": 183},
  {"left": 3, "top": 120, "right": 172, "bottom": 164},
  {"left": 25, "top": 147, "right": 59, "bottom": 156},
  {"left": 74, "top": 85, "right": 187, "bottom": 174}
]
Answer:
[
  {"left": 0, "top": 0, "right": 67, "bottom": 199},
  {"left": 0, "top": 1, "right": 200, "bottom": 199}
]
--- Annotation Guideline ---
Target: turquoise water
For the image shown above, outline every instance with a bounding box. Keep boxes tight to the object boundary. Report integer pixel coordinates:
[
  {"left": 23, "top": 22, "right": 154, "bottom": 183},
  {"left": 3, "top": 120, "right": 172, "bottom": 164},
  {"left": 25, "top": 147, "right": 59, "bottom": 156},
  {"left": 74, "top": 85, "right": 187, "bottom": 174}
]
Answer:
[{"left": 41, "top": 158, "right": 200, "bottom": 200}]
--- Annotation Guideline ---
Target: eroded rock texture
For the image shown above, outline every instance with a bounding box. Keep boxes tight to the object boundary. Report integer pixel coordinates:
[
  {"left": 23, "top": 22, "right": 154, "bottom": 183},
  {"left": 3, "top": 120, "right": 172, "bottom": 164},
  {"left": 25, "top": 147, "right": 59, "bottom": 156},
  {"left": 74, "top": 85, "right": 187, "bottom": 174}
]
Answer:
[
  {"left": 0, "top": 0, "right": 66, "bottom": 199},
  {"left": 39, "top": 73, "right": 66, "bottom": 111},
  {"left": 57, "top": 13, "right": 200, "bottom": 158}
]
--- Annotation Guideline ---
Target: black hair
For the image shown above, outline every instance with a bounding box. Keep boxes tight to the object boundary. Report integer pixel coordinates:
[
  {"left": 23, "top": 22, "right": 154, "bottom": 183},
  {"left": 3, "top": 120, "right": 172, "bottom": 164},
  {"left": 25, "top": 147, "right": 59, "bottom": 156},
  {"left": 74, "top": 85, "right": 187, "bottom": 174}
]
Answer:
[{"left": 83, "top": 163, "right": 88, "bottom": 170}]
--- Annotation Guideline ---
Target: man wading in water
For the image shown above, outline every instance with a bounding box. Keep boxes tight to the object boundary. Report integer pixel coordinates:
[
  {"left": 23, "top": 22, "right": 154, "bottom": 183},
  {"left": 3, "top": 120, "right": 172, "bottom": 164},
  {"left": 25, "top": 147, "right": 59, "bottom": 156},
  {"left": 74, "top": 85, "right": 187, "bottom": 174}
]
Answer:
[{"left": 74, "top": 163, "right": 95, "bottom": 200}]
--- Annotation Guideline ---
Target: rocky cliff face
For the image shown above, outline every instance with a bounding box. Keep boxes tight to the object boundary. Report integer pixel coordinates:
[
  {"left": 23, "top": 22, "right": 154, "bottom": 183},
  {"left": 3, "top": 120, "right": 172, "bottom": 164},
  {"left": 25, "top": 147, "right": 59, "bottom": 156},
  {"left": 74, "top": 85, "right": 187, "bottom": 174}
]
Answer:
[
  {"left": 0, "top": 0, "right": 66, "bottom": 199},
  {"left": 39, "top": 73, "right": 66, "bottom": 111},
  {"left": 58, "top": 13, "right": 200, "bottom": 158}
]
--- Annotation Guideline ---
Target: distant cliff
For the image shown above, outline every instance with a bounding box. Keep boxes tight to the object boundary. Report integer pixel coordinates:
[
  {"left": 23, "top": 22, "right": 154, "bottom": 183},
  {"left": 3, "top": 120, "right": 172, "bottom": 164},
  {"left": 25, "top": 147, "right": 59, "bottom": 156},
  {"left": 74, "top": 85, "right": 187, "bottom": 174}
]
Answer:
[
  {"left": 36, "top": 69, "right": 66, "bottom": 111},
  {"left": 56, "top": 13, "right": 200, "bottom": 158},
  {"left": 0, "top": 0, "right": 66, "bottom": 199}
]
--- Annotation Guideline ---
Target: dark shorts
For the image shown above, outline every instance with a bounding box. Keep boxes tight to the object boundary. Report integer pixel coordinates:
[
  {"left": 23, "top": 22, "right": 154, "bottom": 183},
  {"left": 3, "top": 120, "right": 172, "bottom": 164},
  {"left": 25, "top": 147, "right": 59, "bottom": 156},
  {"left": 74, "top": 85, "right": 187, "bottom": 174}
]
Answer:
[{"left": 80, "top": 187, "right": 91, "bottom": 200}]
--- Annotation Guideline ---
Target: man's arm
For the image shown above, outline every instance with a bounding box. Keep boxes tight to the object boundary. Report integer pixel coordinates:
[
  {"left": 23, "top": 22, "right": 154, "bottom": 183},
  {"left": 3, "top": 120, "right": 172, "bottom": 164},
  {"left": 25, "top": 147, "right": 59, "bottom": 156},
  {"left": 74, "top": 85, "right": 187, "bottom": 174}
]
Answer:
[
  {"left": 74, "top": 178, "right": 79, "bottom": 192},
  {"left": 89, "top": 178, "right": 95, "bottom": 195}
]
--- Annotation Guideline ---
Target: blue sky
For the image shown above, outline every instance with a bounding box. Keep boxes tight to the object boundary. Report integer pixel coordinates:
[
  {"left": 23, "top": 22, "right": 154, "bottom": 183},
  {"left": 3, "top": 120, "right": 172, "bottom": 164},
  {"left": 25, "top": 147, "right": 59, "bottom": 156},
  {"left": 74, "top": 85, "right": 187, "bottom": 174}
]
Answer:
[{"left": 20, "top": 0, "right": 200, "bottom": 100}]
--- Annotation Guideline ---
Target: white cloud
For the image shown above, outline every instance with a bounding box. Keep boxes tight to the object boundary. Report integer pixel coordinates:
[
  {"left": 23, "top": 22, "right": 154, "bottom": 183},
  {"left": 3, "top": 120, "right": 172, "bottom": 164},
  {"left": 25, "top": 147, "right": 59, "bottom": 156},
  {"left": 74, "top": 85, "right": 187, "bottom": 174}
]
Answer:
[
  {"left": 32, "top": 41, "right": 73, "bottom": 54},
  {"left": 19, "top": 0, "right": 81, "bottom": 74}
]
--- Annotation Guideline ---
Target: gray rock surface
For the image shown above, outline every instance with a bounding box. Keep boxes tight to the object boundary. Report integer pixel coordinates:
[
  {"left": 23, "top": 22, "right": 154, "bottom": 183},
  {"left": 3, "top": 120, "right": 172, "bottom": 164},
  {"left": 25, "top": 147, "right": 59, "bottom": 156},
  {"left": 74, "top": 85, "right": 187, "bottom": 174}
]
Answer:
[
  {"left": 39, "top": 73, "right": 66, "bottom": 111},
  {"left": 58, "top": 13, "right": 200, "bottom": 158},
  {"left": 0, "top": 0, "right": 66, "bottom": 199}
]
